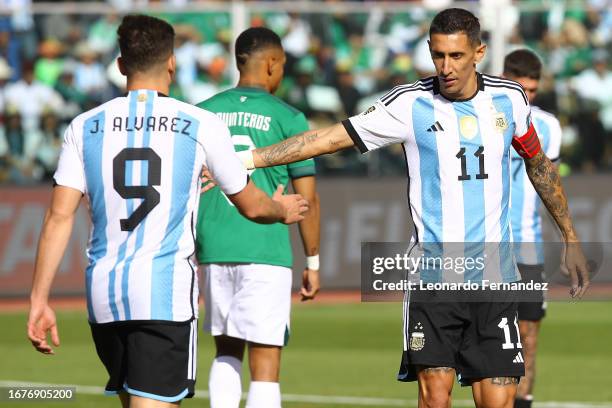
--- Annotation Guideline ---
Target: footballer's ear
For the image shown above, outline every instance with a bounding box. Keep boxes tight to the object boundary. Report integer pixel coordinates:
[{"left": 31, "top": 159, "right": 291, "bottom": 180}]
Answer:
[
  {"left": 268, "top": 54, "right": 285, "bottom": 79},
  {"left": 117, "top": 57, "right": 127, "bottom": 76},
  {"left": 266, "top": 54, "right": 275, "bottom": 77},
  {"left": 167, "top": 54, "right": 176, "bottom": 77},
  {"left": 474, "top": 43, "right": 487, "bottom": 65}
]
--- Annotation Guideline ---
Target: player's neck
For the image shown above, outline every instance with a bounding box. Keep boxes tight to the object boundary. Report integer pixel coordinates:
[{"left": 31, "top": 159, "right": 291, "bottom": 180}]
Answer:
[
  {"left": 237, "top": 77, "right": 271, "bottom": 93},
  {"left": 126, "top": 76, "right": 170, "bottom": 96},
  {"left": 440, "top": 72, "right": 479, "bottom": 101}
]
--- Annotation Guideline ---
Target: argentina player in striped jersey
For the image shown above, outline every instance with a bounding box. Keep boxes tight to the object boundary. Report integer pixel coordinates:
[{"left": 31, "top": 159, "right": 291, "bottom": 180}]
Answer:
[
  {"left": 236, "top": 8, "right": 589, "bottom": 408},
  {"left": 26, "top": 15, "right": 308, "bottom": 408},
  {"left": 502, "top": 49, "right": 562, "bottom": 408}
]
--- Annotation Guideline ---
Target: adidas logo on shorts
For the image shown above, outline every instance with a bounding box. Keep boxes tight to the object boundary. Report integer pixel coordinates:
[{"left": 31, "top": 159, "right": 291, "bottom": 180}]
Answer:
[{"left": 513, "top": 352, "right": 524, "bottom": 363}]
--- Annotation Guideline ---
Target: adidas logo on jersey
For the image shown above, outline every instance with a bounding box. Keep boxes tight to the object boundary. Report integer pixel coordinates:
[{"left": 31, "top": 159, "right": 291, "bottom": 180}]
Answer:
[
  {"left": 426, "top": 121, "right": 444, "bottom": 132},
  {"left": 513, "top": 352, "right": 524, "bottom": 363}
]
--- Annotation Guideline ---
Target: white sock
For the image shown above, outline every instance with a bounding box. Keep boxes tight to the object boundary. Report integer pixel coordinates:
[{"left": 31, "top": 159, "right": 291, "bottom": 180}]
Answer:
[
  {"left": 246, "top": 381, "right": 281, "bottom": 408},
  {"left": 209, "top": 356, "right": 242, "bottom": 408}
]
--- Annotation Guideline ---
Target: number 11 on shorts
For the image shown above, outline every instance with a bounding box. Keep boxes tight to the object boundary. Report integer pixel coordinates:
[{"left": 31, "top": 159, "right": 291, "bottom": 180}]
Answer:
[{"left": 498, "top": 316, "right": 523, "bottom": 350}]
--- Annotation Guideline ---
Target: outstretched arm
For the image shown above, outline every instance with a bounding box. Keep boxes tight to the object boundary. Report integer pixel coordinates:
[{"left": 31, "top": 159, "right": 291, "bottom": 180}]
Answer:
[
  {"left": 240, "top": 124, "right": 354, "bottom": 169},
  {"left": 524, "top": 150, "right": 589, "bottom": 297}
]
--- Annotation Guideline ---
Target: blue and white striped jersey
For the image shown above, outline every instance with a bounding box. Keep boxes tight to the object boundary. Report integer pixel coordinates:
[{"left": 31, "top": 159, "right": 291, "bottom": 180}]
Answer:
[
  {"left": 54, "top": 89, "right": 248, "bottom": 323},
  {"left": 343, "top": 73, "right": 537, "bottom": 283},
  {"left": 510, "top": 106, "right": 562, "bottom": 265}
]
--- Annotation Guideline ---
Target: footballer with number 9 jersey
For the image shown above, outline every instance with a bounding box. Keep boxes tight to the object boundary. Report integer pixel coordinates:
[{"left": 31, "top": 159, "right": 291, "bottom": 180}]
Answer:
[
  {"left": 236, "top": 8, "right": 589, "bottom": 408},
  {"left": 26, "top": 15, "right": 308, "bottom": 408}
]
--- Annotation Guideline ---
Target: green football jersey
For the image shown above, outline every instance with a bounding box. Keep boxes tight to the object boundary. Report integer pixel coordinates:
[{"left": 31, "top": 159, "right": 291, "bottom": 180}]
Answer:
[{"left": 195, "top": 87, "right": 315, "bottom": 267}]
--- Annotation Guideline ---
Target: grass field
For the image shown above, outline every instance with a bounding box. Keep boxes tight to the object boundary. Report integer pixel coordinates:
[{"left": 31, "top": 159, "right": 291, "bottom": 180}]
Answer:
[{"left": 1, "top": 301, "right": 611, "bottom": 407}]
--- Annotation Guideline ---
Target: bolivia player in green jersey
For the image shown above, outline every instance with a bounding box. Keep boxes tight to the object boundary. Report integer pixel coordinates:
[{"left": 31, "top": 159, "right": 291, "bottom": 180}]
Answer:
[{"left": 195, "top": 27, "right": 321, "bottom": 408}]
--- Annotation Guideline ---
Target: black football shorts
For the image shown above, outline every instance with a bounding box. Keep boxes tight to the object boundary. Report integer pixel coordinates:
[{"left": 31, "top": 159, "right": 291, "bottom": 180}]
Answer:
[
  {"left": 398, "top": 289, "right": 525, "bottom": 385},
  {"left": 90, "top": 318, "right": 197, "bottom": 402}
]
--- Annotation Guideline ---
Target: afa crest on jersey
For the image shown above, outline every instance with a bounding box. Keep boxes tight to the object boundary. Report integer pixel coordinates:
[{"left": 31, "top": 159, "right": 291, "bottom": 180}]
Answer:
[{"left": 494, "top": 112, "right": 508, "bottom": 132}]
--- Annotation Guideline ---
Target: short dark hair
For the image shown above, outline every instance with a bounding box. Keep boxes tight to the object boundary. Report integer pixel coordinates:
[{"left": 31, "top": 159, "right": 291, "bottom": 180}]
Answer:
[
  {"left": 429, "top": 8, "right": 481, "bottom": 46},
  {"left": 235, "top": 27, "right": 282, "bottom": 67},
  {"left": 117, "top": 14, "right": 175, "bottom": 76},
  {"left": 503, "top": 49, "right": 542, "bottom": 80}
]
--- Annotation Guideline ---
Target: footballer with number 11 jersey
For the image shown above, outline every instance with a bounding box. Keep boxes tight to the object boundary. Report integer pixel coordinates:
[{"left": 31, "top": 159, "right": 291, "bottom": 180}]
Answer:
[{"left": 235, "top": 8, "right": 589, "bottom": 408}]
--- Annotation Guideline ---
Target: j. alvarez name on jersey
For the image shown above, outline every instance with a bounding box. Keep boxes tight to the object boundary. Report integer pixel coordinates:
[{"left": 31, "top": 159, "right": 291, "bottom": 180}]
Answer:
[{"left": 108, "top": 115, "right": 194, "bottom": 135}]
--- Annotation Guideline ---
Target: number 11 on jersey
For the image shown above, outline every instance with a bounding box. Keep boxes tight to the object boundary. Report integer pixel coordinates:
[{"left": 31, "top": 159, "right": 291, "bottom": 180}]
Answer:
[{"left": 456, "top": 146, "right": 489, "bottom": 181}]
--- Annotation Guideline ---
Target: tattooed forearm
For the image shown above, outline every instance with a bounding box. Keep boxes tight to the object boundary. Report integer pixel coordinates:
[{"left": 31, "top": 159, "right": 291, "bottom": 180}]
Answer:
[
  {"left": 525, "top": 151, "right": 577, "bottom": 241},
  {"left": 258, "top": 131, "right": 316, "bottom": 167},
  {"left": 490, "top": 377, "right": 519, "bottom": 386},
  {"left": 253, "top": 123, "right": 355, "bottom": 168}
]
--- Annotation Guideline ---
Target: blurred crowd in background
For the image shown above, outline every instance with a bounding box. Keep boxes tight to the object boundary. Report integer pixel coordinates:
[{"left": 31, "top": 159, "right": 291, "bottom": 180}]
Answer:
[{"left": 1, "top": 0, "right": 612, "bottom": 184}]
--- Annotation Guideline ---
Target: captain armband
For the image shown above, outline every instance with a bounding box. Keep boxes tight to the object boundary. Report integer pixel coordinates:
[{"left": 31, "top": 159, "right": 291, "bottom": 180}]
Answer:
[{"left": 511, "top": 123, "right": 541, "bottom": 159}]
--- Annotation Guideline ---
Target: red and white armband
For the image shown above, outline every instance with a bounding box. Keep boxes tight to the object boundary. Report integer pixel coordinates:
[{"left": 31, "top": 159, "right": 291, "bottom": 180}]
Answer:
[{"left": 511, "top": 123, "right": 541, "bottom": 159}]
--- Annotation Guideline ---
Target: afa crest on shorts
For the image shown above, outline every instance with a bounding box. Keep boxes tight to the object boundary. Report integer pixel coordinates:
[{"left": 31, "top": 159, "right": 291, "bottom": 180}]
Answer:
[{"left": 410, "top": 322, "right": 425, "bottom": 351}]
